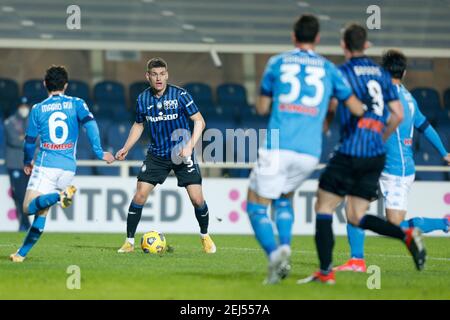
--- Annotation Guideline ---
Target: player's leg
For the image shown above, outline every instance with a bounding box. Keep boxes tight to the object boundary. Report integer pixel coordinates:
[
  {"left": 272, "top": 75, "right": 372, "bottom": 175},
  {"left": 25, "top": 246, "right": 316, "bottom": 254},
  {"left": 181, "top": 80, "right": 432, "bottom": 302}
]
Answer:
[
  {"left": 11, "top": 169, "right": 76, "bottom": 262},
  {"left": 185, "top": 184, "right": 216, "bottom": 253},
  {"left": 118, "top": 181, "right": 155, "bottom": 253},
  {"left": 399, "top": 216, "right": 450, "bottom": 233},
  {"left": 334, "top": 223, "right": 367, "bottom": 272},
  {"left": 346, "top": 195, "right": 426, "bottom": 270},
  {"left": 247, "top": 149, "right": 289, "bottom": 284}
]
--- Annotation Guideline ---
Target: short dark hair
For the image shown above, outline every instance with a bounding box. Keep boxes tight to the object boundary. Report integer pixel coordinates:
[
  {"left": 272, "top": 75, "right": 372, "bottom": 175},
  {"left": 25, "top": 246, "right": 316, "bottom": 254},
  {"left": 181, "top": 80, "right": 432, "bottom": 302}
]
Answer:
[
  {"left": 147, "top": 57, "right": 168, "bottom": 71},
  {"left": 293, "top": 14, "right": 319, "bottom": 43},
  {"left": 44, "top": 65, "right": 68, "bottom": 92},
  {"left": 382, "top": 49, "right": 407, "bottom": 79},
  {"left": 343, "top": 23, "right": 367, "bottom": 52}
]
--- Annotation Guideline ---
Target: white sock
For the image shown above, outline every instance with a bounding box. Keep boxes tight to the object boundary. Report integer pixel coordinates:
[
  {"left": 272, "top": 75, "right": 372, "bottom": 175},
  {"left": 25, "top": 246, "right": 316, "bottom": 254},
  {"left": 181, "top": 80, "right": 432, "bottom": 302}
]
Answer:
[
  {"left": 200, "top": 233, "right": 208, "bottom": 238},
  {"left": 127, "top": 237, "right": 135, "bottom": 245}
]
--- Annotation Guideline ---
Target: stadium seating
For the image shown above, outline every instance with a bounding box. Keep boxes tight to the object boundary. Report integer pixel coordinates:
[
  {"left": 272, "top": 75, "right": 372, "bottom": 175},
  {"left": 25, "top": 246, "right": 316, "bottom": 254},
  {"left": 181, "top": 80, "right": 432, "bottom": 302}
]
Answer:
[
  {"left": 0, "top": 78, "right": 19, "bottom": 118},
  {"left": 96, "top": 122, "right": 130, "bottom": 176},
  {"left": 443, "top": 88, "right": 450, "bottom": 110},
  {"left": 66, "top": 80, "right": 91, "bottom": 105},
  {"left": 414, "top": 134, "right": 448, "bottom": 181},
  {"left": 184, "top": 82, "right": 215, "bottom": 117},
  {"left": 0, "top": 120, "right": 6, "bottom": 174},
  {"left": 410, "top": 87, "right": 442, "bottom": 125},
  {"left": 23, "top": 79, "right": 48, "bottom": 105},
  {"left": 216, "top": 83, "right": 248, "bottom": 121},
  {"left": 93, "top": 81, "right": 129, "bottom": 121},
  {"left": 128, "top": 145, "right": 147, "bottom": 176},
  {"left": 129, "top": 81, "right": 149, "bottom": 107}
]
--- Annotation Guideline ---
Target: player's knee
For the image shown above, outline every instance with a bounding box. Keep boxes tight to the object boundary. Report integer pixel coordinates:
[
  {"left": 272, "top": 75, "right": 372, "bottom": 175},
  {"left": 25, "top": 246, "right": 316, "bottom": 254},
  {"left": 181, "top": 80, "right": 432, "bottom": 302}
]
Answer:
[
  {"left": 347, "top": 215, "right": 361, "bottom": 226},
  {"left": 191, "top": 197, "right": 205, "bottom": 208},
  {"left": 133, "top": 192, "right": 148, "bottom": 206}
]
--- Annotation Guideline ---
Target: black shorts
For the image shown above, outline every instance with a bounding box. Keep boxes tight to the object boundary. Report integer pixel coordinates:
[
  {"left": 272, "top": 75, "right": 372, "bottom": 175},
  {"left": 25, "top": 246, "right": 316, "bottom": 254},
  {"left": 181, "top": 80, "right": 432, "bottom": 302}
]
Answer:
[
  {"left": 137, "top": 152, "right": 202, "bottom": 187},
  {"left": 319, "top": 152, "right": 386, "bottom": 201}
]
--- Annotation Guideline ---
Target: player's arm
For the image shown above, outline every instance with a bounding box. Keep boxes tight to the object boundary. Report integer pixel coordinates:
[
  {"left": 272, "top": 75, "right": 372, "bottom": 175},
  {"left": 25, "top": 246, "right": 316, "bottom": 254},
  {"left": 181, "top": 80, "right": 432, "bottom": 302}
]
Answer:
[
  {"left": 115, "top": 122, "right": 144, "bottom": 161},
  {"left": 383, "top": 100, "right": 403, "bottom": 141},
  {"left": 256, "top": 95, "right": 272, "bottom": 116},
  {"left": 414, "top": 104, "right": 450, "bottom": 165},
  {"left": 343, "top": 95, "right": 365, "bottom": 117},
  {"left": 331, "top": 63, "right": 364, "bottom": 118},
  {"left": 256, "top": 56, "right": 276, "bottom": 116},
  {"left": 23, "top": 106, "right": 38, "bottom": 175},
  {"left": 324, "top": 98, "right": 338, "bottom": 132},
  {"left": 76, "top": 100, "right": 114, "bottom": 163},
  {"left": 82, "top": 119, "right": 114, "bottom": 164},
  {"left": 179, "top": 112, "right": 205, "bottom": 158}
]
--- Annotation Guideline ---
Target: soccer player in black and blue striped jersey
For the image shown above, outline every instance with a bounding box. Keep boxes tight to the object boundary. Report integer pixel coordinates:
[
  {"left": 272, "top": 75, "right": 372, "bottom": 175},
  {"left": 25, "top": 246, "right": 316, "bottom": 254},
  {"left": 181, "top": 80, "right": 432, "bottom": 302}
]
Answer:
[
  {"left": 115, "top": 58, "right": 216, "bottom": 254},
  {"left": 299, "top": 24, "right": 426, "bottom": 285}
]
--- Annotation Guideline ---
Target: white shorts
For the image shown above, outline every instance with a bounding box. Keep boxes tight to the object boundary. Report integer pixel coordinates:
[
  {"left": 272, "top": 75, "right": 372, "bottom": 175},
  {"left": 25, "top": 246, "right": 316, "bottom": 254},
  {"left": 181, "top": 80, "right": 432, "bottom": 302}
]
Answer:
[
  {"left": 27, "top": 166, "right": 75, "bottom": 194},
  {"left": 379, "top": 172, "right": 415, "bottom": 211},
  {"left": 249, "top": 149, "right": 319, "bottom": 199}
]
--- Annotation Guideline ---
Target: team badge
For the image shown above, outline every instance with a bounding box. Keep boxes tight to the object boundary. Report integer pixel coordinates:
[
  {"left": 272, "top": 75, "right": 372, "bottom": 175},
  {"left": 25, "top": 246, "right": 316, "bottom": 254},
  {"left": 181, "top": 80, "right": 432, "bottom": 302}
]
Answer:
[{"left": 157, "top": 102, "right": 163, "bottom": 109}]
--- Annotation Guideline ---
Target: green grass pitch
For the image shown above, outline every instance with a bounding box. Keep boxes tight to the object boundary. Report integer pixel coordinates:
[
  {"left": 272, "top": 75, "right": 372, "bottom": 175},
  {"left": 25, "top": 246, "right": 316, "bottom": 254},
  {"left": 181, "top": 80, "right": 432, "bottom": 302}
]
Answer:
[{"left": 0, "top": 233, "right": 448, "bottom": 299}]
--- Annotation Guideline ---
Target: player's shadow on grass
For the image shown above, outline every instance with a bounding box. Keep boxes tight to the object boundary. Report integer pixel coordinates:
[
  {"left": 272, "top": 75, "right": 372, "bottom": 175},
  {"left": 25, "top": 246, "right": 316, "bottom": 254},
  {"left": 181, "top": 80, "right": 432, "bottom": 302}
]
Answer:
[
  {"left": 68, "top": 244, "right": 118, "bottom": 250},
  {"left": 172, "top": 270, "right": 258, "bottom": 280}
]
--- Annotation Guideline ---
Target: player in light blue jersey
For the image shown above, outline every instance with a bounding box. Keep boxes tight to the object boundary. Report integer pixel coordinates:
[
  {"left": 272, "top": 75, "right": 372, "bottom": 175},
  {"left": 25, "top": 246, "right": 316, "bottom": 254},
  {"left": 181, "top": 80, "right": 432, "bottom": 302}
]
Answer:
[
  {"left": 246, "top": 15, "right": 365, "bottom": 284},
  {"left": 10, "top": 66, "right": 115, "bottom": 262},
  {"left": 336, "top": 50, "right": 450, "bottom": 272}
]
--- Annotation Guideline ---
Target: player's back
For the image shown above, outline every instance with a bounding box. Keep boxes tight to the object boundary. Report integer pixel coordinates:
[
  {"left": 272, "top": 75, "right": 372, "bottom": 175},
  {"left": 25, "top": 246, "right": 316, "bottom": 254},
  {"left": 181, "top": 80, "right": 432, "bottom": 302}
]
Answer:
[
  {"left": 31, "top": 94, "right": 86, "bottom": 172},
  {"left": 384, "top": 85, "right": 418, "bottom": 176},
  {"left": 263, "top": 48, "right": 351, "bottom": 158},
  {"left": 337, "top": 56, "right": 398, "bottom": 157}
]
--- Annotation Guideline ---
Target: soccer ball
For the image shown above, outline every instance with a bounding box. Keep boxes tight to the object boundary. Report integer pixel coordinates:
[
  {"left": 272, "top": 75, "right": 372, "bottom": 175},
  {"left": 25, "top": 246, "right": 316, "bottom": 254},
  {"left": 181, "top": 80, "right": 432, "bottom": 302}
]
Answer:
[{"left": 141, "top": 231, "right": 167, "bottom": 254}]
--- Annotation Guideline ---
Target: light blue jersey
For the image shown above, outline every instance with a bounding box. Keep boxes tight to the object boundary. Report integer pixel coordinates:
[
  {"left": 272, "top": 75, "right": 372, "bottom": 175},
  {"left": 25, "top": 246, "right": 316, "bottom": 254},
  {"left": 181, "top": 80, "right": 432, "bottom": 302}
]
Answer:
[
  {"left": 384, "top": 84, "right": 447, "bottom": 176},
  {"left": 260, "top": 48, "right": 352, "bottom": 158},
  {"left": 25, "top": 94, "right": 103, "bottom": 172}
]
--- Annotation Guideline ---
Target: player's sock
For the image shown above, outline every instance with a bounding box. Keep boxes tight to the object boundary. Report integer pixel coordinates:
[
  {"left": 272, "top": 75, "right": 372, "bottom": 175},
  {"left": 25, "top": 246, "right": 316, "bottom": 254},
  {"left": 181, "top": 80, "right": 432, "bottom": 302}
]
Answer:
[
  {"left": 400, "top": 217, "right": 448, "bottom": 233},
  {"left": 315, "top": 213, "right": 334, "bottom": 274},
  {"left": 27, "top": 193, "right": 60, "bottom": 215},
  {"left": 17, "top": 215, "right": 46, "bottom": 257},
  {"left": 247, "top": 202, "right": 277, "bottom": 257},
  {"left": 358, "top": 215, "right": 405, "bottom": 240},
  {"left": 346, "top": 223, "right": 365, "bottom": 259},
  {"left": 274, "top": 198, "right": 294, "bottom": 246},
  {"left": 194, "top": 201, "right": 209, "bottom": 235},
  {"left": 126, "top": 202, "right": 143, "bottom": 239}
]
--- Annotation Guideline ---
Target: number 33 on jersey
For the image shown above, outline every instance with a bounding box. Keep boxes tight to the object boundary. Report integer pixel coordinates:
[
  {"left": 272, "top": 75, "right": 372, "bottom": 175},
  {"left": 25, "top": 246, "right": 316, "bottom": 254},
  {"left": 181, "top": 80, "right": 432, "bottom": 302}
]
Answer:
[{"left": 260, "top": 48, "right": 352, "bottom": 158}]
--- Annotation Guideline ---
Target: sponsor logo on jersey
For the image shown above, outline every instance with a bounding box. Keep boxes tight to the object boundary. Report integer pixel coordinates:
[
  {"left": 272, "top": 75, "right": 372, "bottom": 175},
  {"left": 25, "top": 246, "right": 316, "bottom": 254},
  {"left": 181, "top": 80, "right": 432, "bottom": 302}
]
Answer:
[
  {"left": 42, "top": 142, "right": 74, "bottom": 150},
  {"left": 163, "top": 99, "right": 178, "bottom": 110},
  {"left": 357, "top": 118, "right": 384, "bottom": 133},
  {"left": 279, "top": 103, "right": 318, "bottom": 116},
  {"left": 146, "top": 112, "right": 179, "bottom": 122},
  {"left": 404, "top": 138, "right": 413, "bottom": 146}
]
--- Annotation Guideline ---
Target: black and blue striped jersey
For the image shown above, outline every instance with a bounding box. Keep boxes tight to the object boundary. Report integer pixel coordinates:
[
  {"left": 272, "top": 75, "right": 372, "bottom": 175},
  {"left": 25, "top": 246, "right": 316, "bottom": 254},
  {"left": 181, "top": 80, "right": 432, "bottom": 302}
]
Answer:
[
  {"left": 135, "top": 84, "right": 199, "bottom": 159},
  {"left": 336, "top": 56, "right": 399, "bottom": 158}
]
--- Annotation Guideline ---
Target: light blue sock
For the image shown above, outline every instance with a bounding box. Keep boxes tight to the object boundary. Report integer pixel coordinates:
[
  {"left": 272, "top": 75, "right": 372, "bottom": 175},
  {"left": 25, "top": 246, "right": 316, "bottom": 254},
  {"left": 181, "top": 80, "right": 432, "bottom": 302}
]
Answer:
[
  {"left": 246, "top": 202, "right": 277, "bottom": 257},
  {"left": 346, "top": 223, "right": 365, "bottom": 259},
  {"left": 400, "top": 217, "right": 449, "bottom": 233},
  {"left": 274, "top": 198, "right": 294, "bottom": 246},
  {"left": 27, "top": 193, "right": 60, "bottom": 215},
  {"left": 18, "top": 215, "right": 47, "bottom": 257}
]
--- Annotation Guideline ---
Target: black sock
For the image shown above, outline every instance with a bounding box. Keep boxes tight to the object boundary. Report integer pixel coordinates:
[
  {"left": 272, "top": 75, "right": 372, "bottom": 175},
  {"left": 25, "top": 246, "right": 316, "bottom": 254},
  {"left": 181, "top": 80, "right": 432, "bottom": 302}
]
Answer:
[
  {"left": 127, "top": 202, "right": 143, "bottom": 238},
  {"left": 358, "top": 215, "right": 405, "bottom": 240},
  {"left": 315, "top": 213, "right": 334, "bottom": 274},
  {"left": 194, "top": 202, "right": 209, "bottom": 234}
]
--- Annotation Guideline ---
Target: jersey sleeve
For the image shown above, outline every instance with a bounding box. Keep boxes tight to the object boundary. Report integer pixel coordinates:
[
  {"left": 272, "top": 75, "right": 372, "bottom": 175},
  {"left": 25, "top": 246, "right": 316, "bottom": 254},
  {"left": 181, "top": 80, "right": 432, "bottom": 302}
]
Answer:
[
  {"left": 135, "top": 94, "right": 145, "bottom": 123},
  {"left": 25, "top": 105, "right": 39, "bottom": 139},
  {"left": 76, "top": 99, "right": 95, "bottom": 124},
  {"left": 330, "top": 64, "right": 353, "bottom": 101},
  {"left": 260, "top": 56, "right": 277, "bottom": 97},
  {"left": 382, "top": 71, "right": 399, "bottom": 102},
  {"left": 179, "top": 90, "right": 199, "bottom": 116}
]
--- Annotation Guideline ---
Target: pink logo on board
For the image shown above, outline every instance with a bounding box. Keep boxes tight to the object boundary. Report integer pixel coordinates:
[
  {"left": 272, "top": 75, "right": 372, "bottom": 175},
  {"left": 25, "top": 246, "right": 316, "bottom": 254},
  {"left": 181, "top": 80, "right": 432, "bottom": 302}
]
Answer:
[
  {"left": 227, "top": 189, "right": 247, "bottom": 223},
  {"left": 443, "top": 193, "right": 450, "bottom": 214},
  {"left": 7, "top": 187, "right": 17, "bottom": 221}
]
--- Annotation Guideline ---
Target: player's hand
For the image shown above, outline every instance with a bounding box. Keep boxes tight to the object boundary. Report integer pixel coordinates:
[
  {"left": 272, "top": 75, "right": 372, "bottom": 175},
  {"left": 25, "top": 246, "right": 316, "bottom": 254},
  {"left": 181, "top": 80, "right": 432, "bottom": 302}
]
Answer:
[
  {"left": 115, "top": 148, "right": 128, "bottom": 161},
  {"left": 179, "top": 145, "right": 193, "bottom": 158},
  {"left": 24, "top": 163, "right": 33, "bottom": 176},
  {"left": 443, "top": 153, "right": 450, "bottom": 165},
  {"left": 103, "top": 152, "right": 115, "bottom": 164}
]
